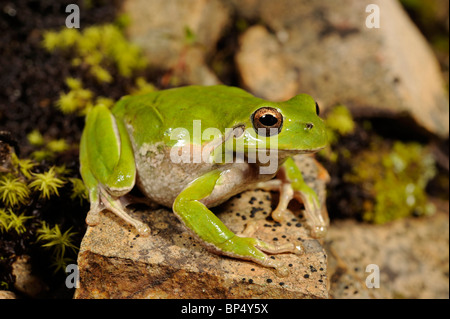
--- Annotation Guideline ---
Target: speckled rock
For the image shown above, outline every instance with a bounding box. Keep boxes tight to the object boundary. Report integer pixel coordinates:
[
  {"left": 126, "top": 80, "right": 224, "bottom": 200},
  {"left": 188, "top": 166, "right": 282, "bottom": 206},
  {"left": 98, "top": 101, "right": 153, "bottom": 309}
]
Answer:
[
  {"left": 74, "top": 190, "right": 328, "bottom": 299},
  {"left": 231, "top": 0, "right": 449, "bottom": 138},
  {"left": 327, "top": 203, "right": 449, "bottom": 299},
  {"left": 74, "top": 156, "right": 329, "bottom": 299}
]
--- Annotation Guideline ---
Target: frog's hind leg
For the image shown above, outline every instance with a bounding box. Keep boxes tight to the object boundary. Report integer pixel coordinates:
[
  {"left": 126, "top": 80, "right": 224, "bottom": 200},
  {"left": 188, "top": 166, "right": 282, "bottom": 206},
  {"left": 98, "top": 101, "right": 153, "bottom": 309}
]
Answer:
[
  {"left": 80, "top": 104, "right": 150, "bottom": 237},
  {"left": 173, "top": 169, "right": 301, "bottom": 270}
]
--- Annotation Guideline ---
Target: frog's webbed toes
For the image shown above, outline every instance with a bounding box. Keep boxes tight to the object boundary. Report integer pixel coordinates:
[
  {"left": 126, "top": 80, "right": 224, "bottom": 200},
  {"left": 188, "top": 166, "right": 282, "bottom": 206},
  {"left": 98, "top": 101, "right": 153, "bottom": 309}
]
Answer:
[
  {"left": 256, "top": 239, "right": 303, "bottom": 257},
  {"left": 220, "top": 235, "right": 302, "bottom": 272}
]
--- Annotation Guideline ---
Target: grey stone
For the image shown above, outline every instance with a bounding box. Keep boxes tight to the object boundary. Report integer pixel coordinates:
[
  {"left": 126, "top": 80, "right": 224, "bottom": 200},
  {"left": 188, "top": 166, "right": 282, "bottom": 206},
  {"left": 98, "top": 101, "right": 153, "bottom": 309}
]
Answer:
[
  {"left": 122, "top": 0, "right": 231, "bottom": 85},
  {"left": 327, "top": 205, "right": 449, "bottom": 299},
  {"left": 231, "top": 0, "right": 449, "bottom": 137}
]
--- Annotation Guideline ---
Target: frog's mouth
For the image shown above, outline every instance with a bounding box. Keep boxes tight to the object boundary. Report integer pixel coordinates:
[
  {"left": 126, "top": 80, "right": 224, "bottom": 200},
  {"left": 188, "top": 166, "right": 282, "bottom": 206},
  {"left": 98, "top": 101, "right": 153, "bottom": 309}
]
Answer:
[
  {"left": 237, "top": 146, "right": 325, "bottom": 162},
  {"left": 276, "top": 147, "right": 325, "bottom": 155}
]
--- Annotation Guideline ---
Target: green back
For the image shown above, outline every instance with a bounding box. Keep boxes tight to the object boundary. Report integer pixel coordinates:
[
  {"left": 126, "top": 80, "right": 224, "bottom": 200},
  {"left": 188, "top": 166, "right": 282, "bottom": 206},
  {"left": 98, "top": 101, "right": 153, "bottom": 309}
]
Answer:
[
  {"left": 112, "top": 85, "right": 267, "bottom": 147},
  {"left": 112, "top": 85, "right": 327, "bottom": 151}
]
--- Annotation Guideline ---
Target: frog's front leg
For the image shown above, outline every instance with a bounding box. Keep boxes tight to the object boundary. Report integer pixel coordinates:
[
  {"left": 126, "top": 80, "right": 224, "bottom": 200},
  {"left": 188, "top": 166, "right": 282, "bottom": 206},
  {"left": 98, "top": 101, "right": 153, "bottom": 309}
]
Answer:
[
  {"left": 173, "top": 169, "right": 301, "bottom": 269},
  {"left": 256, "top": 157, "right": 329, "bottom": 238}
]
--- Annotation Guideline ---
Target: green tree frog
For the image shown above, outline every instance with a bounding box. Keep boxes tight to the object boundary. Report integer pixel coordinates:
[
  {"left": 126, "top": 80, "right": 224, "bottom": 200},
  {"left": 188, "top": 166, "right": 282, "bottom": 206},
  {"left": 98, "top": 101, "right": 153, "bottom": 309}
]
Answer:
[{"left": 80, "top": 85, "right": 328, "bottom": 269}]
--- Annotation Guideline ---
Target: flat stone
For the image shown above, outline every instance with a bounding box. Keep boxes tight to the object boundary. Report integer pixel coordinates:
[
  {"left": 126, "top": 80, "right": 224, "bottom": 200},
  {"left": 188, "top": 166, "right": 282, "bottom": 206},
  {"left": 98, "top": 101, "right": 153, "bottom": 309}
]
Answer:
[
  {"left": 74, "top": 188, "right": 328, "bottom": 299},
  {"left": 327, "top": 202, "right": 449, "bottom": 299}
]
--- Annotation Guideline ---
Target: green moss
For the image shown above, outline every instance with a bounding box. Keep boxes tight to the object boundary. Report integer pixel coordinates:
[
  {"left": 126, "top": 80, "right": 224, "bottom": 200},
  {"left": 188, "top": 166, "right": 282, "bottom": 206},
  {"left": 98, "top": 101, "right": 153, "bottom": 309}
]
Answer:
[
  {"left": 0, "top": 208, "right": 33, "bottom": 234},
  {"left": 0, "top": 175, "right": 30, "bottom": 207},
  {"left": 69, "top": 178, "right": 88, "bottom": 204},
  {"left": 11, "top": 154, "right": 36, "bottom": 180},
  {"left": 29, "top": 167, "right": 66, "bottom": 200},
  {"left": 56, "top": 77, "right": 118, "bottom": 116},
  {"left": 27, "top": 130, "right": 45, "bottom": 147},
  {"left": 47, "top": 139, "right": 70, "bottom": 154},
  {"left": 56, "top": 78, "right": 94, "bottom": 115},
  {"left": 1, "top": 146, "right": 83, "bottom": 274},
  {"left": 325, "top": 105, "right": 356, "bottom": 144},
  {"left": 36, "top": 222, "right": 78, "bottom": 273},
  {"left": 130, "top": 77, "right": 157, "bottom": 96},
  {"left": 319, "top": 105, "right": 356, "bottom": 162},
  {"left": 42, "top": 24, "right": 147, "bottom": 82},
  {"left": 345, "top": 140, "right": 436, "bottom": 224}
]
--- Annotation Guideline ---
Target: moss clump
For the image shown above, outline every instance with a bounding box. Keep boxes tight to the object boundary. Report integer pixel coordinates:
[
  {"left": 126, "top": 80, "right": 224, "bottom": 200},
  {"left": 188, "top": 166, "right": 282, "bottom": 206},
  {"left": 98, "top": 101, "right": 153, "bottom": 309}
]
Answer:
[
  {"left": 55, "top": 77, "right": 115, "bottom": 116},
  {"left": 56, "top": 78, "right": 94, "bottom": 115},
  {"left": 345, "top": 140, "right": 436, "bottom": 224},
  {"left": 130, "top": 77, "right": 157, "bottom": 96},
  {"left": 0, "top": 175, "right": 30, "bottom": 207},
  {"left": 319, "top": 105, "right": 356, "bottom": 163},
  {"left": 0, "top": 208, "right": 33, "bottom": 235},
  {"left": 42, "top": 24, "right": 148, "bottom": 83},
  {"left": 29, "top": 132, "right": 76, "bottom": 161},
  {"left": 29, "top": 167, "right": 66, "bottom": 199},
  {"left": 0, "top": 147, "right": 87, "bottom": 273},
  {"left": 69, "top": 177, "right": 89, "bottom": 204},
  {"left": 36, "top": 222, "right": 78, "bottom": 273},
  {"left": 325, "top": 105, "right": 356, "bottom": 140}
]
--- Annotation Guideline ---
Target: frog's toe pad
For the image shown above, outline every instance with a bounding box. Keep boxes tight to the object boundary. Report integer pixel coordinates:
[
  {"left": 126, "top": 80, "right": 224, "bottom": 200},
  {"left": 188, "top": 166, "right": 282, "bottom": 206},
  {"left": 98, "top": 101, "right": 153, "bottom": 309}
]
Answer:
[{"left": 85, "top": 207, "right": 103, "bottom": 226}]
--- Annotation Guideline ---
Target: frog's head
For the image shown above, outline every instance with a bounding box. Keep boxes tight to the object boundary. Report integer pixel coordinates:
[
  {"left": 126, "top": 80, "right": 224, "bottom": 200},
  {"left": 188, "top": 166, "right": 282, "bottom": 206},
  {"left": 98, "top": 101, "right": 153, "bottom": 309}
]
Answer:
[{"left": 239, "top": 94, "right": 327, "bottom": 156}]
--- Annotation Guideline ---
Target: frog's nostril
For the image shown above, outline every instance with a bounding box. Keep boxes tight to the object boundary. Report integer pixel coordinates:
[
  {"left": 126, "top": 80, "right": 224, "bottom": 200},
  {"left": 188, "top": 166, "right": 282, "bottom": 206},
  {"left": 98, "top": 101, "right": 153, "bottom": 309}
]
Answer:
[{"left": 305, "top": 123, "right": 314, "bottom": 130}]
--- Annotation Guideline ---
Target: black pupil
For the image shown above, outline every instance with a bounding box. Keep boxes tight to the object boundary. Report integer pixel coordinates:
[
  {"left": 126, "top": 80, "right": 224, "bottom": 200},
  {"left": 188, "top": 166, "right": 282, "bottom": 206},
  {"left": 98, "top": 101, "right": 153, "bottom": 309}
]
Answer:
[
  {"left": 259, "top": 114, "right": 278, "bottom": 127},
  {"left": 315, "top": 102, "right": 320, "bottom": 116}
]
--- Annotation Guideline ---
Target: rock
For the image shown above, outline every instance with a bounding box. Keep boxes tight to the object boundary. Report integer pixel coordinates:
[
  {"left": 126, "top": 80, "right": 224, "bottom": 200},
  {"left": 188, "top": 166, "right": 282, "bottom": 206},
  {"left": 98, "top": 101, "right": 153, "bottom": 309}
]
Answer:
[
  {"left": 122, "top": 0, "right": 230, "bottom": 85},
  {"left": 231, "top": 0, "right": 449, "bottom": 138},
  {"left": 327, "top": 204, "right": 449, "bottom": 299},
  {"left": 0, "top": 290, "right": 17, "bottom": 299},
  {"left": 74, "top": 155, "right": 329, "bottom": 299},
  {"left": 235, "top": 25, "right": 300, "bottom": 102},
  {"left": 12, "top": 255, "right": 47, "bottom": 298},
  {"left": 75, "top": 190, "right": 328, "bottom": 299}
]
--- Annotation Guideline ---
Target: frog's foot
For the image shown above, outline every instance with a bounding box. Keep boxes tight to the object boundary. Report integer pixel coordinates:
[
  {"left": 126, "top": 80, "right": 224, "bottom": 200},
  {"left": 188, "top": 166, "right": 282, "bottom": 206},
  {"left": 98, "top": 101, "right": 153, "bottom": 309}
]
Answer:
[
  {"left": 85, "top": 200, "right": 103, "bottom": 226},
  {"left": 255, "top": 179, "right": 293, "bottom": 223},
  {"left": 218, "top": 235, "right": 302, "bottom": 272},
  {"left": 86, "top": 188, "right": 151, "bottom": 237},
  {"left": 256, "top": 171, "right": 329, "bottom": 239},
  {"left": 238, "top": 219, "right": 304, "bottom": 272}
]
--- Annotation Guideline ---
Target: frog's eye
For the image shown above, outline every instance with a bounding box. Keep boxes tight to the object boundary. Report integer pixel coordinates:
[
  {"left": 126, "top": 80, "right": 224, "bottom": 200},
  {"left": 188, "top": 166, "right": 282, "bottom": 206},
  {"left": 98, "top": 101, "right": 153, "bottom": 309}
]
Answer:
[
  {"left": 252, "top": 107, "right": 283, "bottom": 137},
  {"left": 315, "top": 102, "right": 320, "bottom": 116}
]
